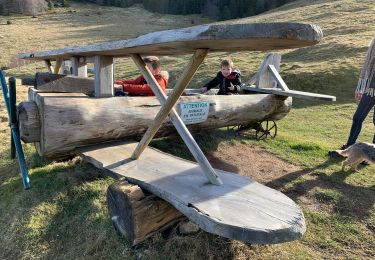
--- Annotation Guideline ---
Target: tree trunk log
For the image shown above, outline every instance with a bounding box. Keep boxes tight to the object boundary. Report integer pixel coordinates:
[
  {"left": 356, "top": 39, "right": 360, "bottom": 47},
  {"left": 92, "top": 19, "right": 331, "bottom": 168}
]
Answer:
[
  {"left": 107, "top": 180, "right": 184, "bottom": 246},
  {"left": 22, "top": 88, "right": 291, "bottom": 159},
  {"left": 18, "top": 101, "right": 41, "bottom": 143},
  {"left": 36, "top": 76, "right": 95, "bottom": 96},
  {"left": 35, "top": 72, "right": 65, "bottom": 87}
]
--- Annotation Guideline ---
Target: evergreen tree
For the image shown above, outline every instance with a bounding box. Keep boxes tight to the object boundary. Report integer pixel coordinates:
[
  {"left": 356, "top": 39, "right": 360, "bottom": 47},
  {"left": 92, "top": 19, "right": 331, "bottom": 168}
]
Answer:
[
  {"left": 89, "top": 0, "right": 294, "bottom": 19},
  {"left": 220, "top": 5, "right": 231, "bottom": 20}
]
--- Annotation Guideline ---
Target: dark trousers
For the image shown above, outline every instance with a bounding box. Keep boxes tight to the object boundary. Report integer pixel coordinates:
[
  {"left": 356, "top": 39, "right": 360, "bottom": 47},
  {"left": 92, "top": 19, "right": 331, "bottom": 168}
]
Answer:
[{"left": 346, "top": 94, "right": 375, "bottom": 146}]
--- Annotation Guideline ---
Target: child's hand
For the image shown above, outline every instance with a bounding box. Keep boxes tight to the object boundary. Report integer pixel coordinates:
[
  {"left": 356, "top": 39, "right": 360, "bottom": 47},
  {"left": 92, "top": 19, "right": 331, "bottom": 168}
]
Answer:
[
  {"left": 114, "top": 84, "right": 123, "bottom": 91},
  {"left": 200, "top": 87, "right": 207, "bottom": 93},
  {"left": 355, "top": 92, "right": 363, "bottom": 101},
  {"left": 228, "top": 83, "right": 235, "bottom": 91}
]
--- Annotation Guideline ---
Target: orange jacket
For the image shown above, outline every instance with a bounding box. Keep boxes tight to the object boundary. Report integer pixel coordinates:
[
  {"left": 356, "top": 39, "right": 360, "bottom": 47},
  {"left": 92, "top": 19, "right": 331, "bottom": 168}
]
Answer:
[{"left": 115, "top": 74, "right": 168, "bottom": 96}]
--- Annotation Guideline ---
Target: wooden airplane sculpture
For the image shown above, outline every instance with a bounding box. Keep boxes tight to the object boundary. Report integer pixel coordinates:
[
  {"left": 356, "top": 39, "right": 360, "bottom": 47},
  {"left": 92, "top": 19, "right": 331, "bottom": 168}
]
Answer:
[{"left": 18, "top": 21, "right": 334, "bottom": 244}]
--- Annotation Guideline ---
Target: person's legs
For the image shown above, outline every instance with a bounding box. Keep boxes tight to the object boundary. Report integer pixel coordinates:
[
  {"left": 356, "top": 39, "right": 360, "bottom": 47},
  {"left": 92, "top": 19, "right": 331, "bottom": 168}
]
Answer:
[
  {"left": 373, "top": 102, "right": 375, "bottom": 144},
  {"left": 346, "top": 95, "right": 375, "bottom": 146}
]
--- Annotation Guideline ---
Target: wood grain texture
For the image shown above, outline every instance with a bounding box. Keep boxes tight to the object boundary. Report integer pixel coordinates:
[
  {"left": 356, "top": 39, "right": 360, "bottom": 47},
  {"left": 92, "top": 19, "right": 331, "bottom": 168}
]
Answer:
[
  {"left": 18, "top": 101, "right": 40, "bottom": 143},
  {"left": 35, "top": 73, "right": 66, "bottom": 87},
  {"left": 80, "top": 141, "right": 306, "bottom": 244},
  {"left": 256, "top": 53, "right": 281, "bottom": 89},
  {"left": 71, "top": 57, "right": 88, "bottom": 77},
  {"left": 94, "top": 55, "right": 113, "bottom": 97},
  {"left": 25, "top": 90, "right": 291, "bottom": 159},
  {"left": 107, "top": 180, "right": 184, "bottom": 245},
  {"left": 35, "top": 76, "right": 95, "bottom": 96},
  {"left": 19, "top": 22, "right": 323, "bottom": 60}
]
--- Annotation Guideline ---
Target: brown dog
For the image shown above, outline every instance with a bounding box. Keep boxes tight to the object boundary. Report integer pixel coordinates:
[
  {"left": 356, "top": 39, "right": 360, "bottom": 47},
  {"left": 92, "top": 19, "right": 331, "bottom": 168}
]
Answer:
[{"left": 335, "top": 142, "right": 375, "bottom": 171}]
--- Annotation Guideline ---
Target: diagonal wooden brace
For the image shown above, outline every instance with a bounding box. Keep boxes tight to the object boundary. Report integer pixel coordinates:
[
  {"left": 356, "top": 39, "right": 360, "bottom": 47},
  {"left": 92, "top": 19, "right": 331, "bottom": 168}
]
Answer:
[
  {"left": 54, "top": 58, "right": 63, "bottom": 74},
  {"left": 44, "top": 59, "right": 53, "bottom": 73},
  {"left": 130, "top": 52, "right": 222, "bottom": 185},
  {"left": 132, "top": 49, "right": 208, "bottom": 159},
  {"left": 268, "top": 64, "right": 289, "bottom": 91}
]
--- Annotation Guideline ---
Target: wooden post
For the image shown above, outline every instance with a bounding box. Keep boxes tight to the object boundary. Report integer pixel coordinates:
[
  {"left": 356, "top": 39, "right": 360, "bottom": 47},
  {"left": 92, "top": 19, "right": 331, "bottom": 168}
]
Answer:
[
  {"left": 94, "top": 55, "right": 113, "bottom": 97},
  {"left": 54, "top": 58, "right": 62, "bottom": 74},
  {"left": 71, "top": 57, "right": 88, "bottom": 77},
  {"left": 130, "top": 54, "right": 222, "bottom": 185},
  {"left": 44, "top": 59, "right": 53, "bottom": 74},
  {"left": 132, "top": 49, "right": 208, "bottom": 159}
]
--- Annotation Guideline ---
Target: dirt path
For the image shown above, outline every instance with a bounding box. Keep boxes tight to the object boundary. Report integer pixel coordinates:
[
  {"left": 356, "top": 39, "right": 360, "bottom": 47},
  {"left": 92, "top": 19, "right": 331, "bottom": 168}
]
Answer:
[{"left": 206, "top": 142, "right": 302, "bottom": 184}]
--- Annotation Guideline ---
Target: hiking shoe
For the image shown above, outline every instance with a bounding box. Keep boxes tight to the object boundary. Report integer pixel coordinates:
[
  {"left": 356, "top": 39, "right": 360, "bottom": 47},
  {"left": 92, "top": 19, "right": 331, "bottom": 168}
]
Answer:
[{"left": 340, "top": 144, "right": 349, "bottom": 150}]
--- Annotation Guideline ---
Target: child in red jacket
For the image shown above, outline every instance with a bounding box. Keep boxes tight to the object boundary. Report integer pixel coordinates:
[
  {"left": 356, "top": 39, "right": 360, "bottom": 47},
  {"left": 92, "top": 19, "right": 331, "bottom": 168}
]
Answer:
[{"left": 114, "top": 56, "right": 168, "bottom": 96}]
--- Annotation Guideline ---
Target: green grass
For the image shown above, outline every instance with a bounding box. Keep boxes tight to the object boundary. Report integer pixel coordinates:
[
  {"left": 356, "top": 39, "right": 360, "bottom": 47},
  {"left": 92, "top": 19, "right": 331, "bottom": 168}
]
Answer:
[{"left": 1, "top": 0, "right": 375, "bottom": 259}]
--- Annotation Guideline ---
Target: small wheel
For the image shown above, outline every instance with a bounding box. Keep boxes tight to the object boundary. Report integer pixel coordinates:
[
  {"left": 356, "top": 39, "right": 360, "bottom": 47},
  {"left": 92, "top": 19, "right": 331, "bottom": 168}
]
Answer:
[{"left": 256, "top": 120, "right": 277, "bottom": 140}]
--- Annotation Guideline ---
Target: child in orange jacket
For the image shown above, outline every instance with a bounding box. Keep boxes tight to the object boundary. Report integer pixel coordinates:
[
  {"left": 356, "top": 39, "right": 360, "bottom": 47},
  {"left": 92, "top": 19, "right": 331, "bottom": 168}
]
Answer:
[{"left": 115, "top": 56, "right": 168, "bottom": 96}]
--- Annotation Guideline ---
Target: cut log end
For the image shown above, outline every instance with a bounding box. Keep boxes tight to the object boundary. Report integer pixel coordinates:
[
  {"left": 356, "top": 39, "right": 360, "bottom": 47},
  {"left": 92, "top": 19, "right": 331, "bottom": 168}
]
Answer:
[
  {"left": 18, "top": 101, "right": 41, "bottom": 143},
  {"left": 107, "top": 180, "right": 184, "bottom": 246}
]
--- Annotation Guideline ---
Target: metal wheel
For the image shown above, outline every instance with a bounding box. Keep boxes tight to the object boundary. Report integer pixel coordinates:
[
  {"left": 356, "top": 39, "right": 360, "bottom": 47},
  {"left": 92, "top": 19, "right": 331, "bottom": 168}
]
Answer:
[
  {"left": 227, "top": 124, "right": 255, "bottom": 136},
  {"left": 256, "top": 120, "right": 277, "bottom": 140}
]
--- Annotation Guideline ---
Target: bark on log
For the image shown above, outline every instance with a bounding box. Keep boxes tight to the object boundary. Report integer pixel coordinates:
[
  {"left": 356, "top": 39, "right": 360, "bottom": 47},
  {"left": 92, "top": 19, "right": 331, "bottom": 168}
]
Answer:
[
  {"left": 35, "top": 72, "right": 66, "bottom": 87},
  {"left": 23, "top": 89, "right": 291, "bottom": 159},
  {"left": 21, "top": 73, "right": 93, "bottom": 96},
  {"left": 18, "top": 101, "right": 41, "bottom": 143},
  {"left": 107, "top": 180, "right": 184, "bottom": 245},
  {"left": 21, "top": 77, "right": 36, "bottom": 86}
]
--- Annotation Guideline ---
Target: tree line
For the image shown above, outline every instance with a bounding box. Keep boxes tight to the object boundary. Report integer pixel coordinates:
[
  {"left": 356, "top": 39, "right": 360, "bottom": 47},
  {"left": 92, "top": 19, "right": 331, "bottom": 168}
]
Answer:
[
  {"left": 0, "top": 0, "right": 47, "bottom": 15},
  {"left": 80, "top": 0, "right": 295, "bottom": 20},
  {"left": 0, "top": 1, "right": 295, "bottom": 19}
]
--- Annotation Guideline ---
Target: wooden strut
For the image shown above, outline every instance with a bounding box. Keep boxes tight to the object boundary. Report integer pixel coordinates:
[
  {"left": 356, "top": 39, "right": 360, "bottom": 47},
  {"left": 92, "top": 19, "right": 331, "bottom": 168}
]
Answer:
[
  {"left": 268, "top": 64, "right": 289, "bottom": 91},
  {"left": 130, "top": 51, "right": 222, "bottom": 186},
  {"left": 54, "top": 58, "right": 62, "bottom": 74},
  {"left": 44, "top": 59, "right": 53, "bottom": 74}
]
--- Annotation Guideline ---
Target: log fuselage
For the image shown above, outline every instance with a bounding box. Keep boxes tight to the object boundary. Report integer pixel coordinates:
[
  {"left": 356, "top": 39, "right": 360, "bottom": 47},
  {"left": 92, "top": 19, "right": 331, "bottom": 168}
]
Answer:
[{"left": 20, "top": 89, "right": 292, "bottom": 159}]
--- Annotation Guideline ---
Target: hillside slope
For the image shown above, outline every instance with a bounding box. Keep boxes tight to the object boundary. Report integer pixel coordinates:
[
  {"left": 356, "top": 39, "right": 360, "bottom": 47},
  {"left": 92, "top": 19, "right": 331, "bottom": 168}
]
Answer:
[{"left": 1, "top": 1, "right": 374, "bottom": 259}]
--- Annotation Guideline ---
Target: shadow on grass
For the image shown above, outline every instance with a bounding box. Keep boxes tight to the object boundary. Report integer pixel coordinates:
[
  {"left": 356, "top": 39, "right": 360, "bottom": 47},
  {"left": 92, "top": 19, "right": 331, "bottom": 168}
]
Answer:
[
  {"left": 0, "top": 141, "right": 241, "bottom": 259},
  {"left": 266, "top": 157, "right": 375, "bottom": 222},
  {"left": 0, "top": 147, "right": 49, "bottom": 190},
  {"left": 0, "top": 152, "right": 119, "bottom": 259}
]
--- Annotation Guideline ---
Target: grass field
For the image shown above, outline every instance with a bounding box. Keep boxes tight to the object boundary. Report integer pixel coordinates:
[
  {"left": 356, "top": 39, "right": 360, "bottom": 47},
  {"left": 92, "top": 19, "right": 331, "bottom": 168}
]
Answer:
[{"left": 1, "top": 0, "right": 375, "bottom": 259}]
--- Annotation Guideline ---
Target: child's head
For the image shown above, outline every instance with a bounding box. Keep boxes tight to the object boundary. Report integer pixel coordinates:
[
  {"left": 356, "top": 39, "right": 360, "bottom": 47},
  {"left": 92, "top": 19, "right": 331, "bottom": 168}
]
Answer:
[
  {"left": 220, "top": 58, "right": 234, "bottom": 77},
  {"left": 144, "top": 56, "right": 161, "bottom": 75}
]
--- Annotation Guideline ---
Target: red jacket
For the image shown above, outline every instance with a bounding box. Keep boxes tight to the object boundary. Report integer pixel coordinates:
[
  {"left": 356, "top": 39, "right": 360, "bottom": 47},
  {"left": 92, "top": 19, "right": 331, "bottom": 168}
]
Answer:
[{"left": 115, "top": 74, "right": 168, "bottom": 96}]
